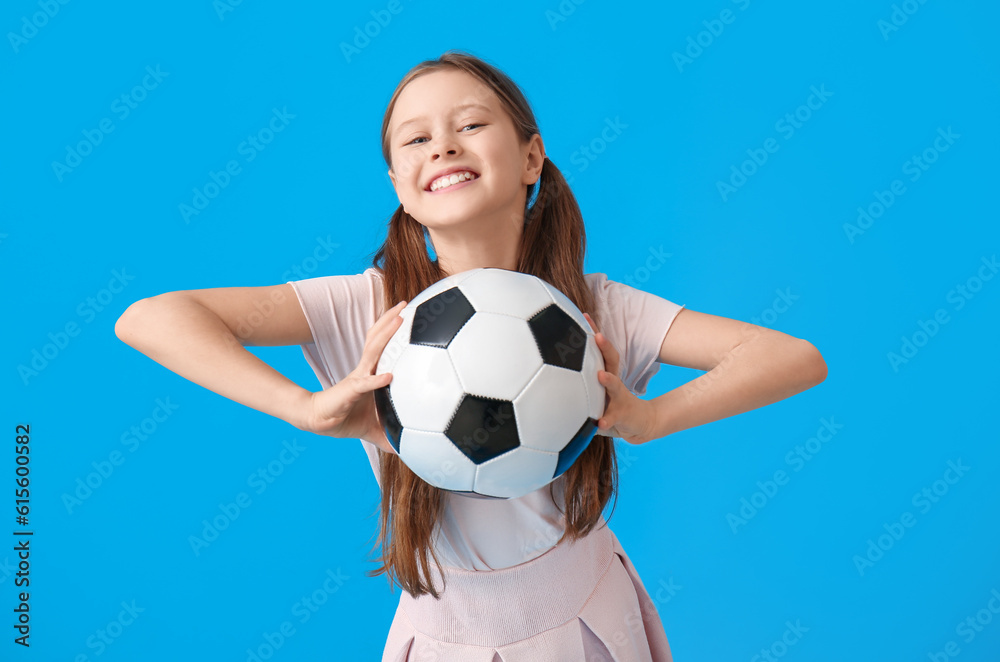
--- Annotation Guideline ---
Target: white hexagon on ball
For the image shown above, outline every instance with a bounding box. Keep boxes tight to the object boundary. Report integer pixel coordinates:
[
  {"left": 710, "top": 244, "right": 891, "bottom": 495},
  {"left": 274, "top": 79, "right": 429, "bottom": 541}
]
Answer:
[
  {"left": 514, "top": 365, "right": 589, "bottom": 453},
  {"left": 458, "top": 269, "right": 552, "bottom": 319},
  {"left": 388, "top": 345, "right": 464, "bottom": 432},
  {"left": 474, "top": 446, "right": 558, "bottom": 499},
  {"left": 448, "top": 312, "right": 542, "bottom": 400},
  {"left": 399, "top": 429, "right": 476, "bottom": 492}
]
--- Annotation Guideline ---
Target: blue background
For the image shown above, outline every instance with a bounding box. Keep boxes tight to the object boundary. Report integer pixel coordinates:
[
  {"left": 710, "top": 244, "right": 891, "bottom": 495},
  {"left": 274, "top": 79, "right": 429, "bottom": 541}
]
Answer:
[{"left": 3, "top": 0, "right": 998, "bottom": 659}]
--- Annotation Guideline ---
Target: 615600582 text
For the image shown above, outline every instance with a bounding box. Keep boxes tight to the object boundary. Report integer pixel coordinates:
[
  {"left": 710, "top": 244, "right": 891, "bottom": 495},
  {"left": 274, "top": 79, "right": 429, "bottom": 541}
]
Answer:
[{"left": 13, "top": 423, "right": 33, "bottom": 647}]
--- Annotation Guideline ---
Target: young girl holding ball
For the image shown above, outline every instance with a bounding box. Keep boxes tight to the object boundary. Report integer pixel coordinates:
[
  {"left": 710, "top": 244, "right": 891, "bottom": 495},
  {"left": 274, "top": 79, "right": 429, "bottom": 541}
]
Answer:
[{"left": 116, "top": 50, "right": 827, "bottom": 661}]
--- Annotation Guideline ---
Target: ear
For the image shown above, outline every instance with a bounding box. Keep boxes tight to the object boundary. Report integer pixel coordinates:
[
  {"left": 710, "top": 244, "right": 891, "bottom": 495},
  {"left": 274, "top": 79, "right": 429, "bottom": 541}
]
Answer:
[{"left": 522, "top": 133, "right": 545, "bottom": 186}]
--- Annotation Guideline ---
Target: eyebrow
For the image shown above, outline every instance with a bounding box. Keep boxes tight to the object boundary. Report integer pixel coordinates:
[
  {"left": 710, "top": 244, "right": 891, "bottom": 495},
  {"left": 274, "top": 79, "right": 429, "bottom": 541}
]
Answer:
[{"left": 393, "top": 103, "right": 494, "bottom": 136}]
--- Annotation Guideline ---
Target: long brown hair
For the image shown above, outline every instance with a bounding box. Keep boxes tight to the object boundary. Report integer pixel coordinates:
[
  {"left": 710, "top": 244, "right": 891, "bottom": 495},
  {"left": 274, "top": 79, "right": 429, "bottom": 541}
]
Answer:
[{"left": 365, "top": 50, "right": 619, "bottom": 599}]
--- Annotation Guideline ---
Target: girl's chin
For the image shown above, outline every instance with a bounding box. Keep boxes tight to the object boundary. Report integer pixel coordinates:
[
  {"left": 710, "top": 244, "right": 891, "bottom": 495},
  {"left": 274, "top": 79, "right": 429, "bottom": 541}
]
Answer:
[{"left": 414, "top": 207, "right": 492, "bottom": 226}]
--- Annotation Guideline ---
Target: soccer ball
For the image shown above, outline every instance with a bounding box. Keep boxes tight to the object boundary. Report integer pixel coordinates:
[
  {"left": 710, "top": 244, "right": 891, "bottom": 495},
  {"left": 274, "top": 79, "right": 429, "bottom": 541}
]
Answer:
[{"left": 373, "top": 268, "right": 606, "bottom": 500}]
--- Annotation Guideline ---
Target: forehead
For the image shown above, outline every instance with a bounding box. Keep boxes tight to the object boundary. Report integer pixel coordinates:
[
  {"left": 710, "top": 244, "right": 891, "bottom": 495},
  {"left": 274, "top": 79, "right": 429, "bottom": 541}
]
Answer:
[{"left": 391, "top": 69, "right": 498, "bottom": 135}]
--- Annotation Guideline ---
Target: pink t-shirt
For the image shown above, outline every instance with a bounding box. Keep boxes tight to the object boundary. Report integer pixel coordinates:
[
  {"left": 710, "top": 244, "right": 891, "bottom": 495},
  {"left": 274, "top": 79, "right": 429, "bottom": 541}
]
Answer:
[{"left": 287, "top": 266, "right": 684, "bottom": 571}]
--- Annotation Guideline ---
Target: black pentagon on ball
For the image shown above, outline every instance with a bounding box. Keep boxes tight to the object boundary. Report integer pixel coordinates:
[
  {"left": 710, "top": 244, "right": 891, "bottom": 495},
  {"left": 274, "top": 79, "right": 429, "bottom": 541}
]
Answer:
[
  {"left": 410, "top": 287, "right": 476, "bottom": 348},
  {"left": 554, "top": 418, "right": 599, "bottom": 478},
  {"left": 528, "top": 304, "right": 587, "bottom": 372},
  {"left": 445, "top": 395, "right": 519, "bottom": 464},
  {"left": 373, "top": 385, "right": 403, "bottom": 453}
]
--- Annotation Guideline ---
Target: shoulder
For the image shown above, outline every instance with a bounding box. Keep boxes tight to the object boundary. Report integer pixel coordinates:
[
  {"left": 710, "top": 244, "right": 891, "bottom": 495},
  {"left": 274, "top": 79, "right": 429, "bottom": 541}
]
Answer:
[
  {"left": 584, "top": 271, "right": 681, "bottom": 309},
  {"left": 583, "top": 271, "right": 611, "bottom": 298},
  {"left": 583, "top": 271, "right": 635, "bottom": 294},
  {"left": 288, "top": 266, "right": 383, "bottom": 291},
  {"left": 286, "top": 267, "right": 385, "bottom": 317},
  {"left": 583, "top": 272, "right": 651, "bottom": 310}
]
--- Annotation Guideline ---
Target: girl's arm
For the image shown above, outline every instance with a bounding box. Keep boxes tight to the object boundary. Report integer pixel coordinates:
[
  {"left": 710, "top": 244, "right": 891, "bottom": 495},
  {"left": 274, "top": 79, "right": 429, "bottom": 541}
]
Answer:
[
  {"left": 114, "top": 285, "right": 315, "bottom": 431},
  {"left": 649, "top": 309, "right": 827, "bottom": 440}
]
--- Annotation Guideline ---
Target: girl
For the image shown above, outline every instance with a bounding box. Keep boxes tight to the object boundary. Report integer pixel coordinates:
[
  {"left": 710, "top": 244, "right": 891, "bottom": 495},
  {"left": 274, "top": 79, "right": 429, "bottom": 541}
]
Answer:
[{"left": 115, "top": 50, "right": 827, "bottom": 661}]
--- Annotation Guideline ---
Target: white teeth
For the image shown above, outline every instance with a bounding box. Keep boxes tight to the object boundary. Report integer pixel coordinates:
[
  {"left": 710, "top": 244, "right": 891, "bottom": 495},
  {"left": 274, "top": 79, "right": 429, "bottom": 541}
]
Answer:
[{"left": 430, "top": 171, "right": 477, "bottom": 191}]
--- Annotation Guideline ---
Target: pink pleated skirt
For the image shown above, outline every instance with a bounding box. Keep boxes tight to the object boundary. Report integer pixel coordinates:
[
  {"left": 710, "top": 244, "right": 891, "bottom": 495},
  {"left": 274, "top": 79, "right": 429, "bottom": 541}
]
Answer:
[{"left": 382, "top": 518, "right": 673, "bottom": 661}]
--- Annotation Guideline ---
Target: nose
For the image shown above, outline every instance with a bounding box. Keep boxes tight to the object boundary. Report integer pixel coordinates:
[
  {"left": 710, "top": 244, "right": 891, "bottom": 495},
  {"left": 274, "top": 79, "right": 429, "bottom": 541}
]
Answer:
[
  {"left": 433, "top": 147, "right": 458, "bottom": 160},
  {"left": 432, "top": 134, "right": 460, "bottom": 160}
]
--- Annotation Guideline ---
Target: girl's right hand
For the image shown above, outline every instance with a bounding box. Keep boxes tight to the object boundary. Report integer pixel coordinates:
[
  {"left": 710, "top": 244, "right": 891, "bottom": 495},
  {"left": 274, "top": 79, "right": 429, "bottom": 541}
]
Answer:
[{"left": 305, "top": 300, "right": 407, "bottom": 453}]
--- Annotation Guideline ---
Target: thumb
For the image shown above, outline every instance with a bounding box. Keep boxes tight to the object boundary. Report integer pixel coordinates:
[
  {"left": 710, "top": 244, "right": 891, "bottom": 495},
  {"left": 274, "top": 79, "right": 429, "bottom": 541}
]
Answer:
[
  {"left": 598, "top": 368, "right": 625, "bottom": 395},
  {"left": 361, "top": 371, "right": 392, "bottom": 391},
  {"left": 345, "top": 368, "right": 391, "bottom": 392}
]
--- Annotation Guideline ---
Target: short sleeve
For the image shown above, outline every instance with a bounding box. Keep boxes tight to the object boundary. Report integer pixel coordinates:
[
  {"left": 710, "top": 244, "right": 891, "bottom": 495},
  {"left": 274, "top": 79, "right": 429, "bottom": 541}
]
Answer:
[
  {"left": 285, "top": 267, "right": 384, "bottom": 390},
  {"left": 587, "top": 273, "right": 685, "bottom": 396}
]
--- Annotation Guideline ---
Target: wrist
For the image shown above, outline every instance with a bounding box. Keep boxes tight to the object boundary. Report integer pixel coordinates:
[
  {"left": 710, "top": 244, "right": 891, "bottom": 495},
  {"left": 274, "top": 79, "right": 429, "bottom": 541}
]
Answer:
[
  {"left": 647, "top": 393, "right": 675, "bottom": 441},
  {"left": 280, "top": 387, "right": 316, "bottom": 432}
]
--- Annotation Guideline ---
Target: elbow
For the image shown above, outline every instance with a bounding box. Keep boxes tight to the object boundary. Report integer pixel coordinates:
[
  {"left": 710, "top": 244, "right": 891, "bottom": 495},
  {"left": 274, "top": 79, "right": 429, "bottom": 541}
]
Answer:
[
  {"left": 115, "top": 301, "right": 140, "bottom": 343},
  {"left": 115, "top": 297, "right": 156, "bottom": 343},
  {"left": 799, "top": 340, "right": 827, "bottom": 387}
]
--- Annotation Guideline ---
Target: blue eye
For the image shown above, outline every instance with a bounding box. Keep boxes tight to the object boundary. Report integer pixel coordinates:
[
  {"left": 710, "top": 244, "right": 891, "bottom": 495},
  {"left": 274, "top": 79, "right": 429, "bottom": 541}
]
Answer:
[{"left": 405, "top": 124, "right": 484, "bottom": 146}]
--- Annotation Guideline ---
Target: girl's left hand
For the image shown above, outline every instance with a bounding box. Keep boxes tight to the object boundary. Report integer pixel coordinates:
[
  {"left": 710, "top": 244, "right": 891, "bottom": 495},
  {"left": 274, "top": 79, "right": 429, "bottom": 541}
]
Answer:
[{"left": 583, "top": 312, "right": 660, "bottom": 445}]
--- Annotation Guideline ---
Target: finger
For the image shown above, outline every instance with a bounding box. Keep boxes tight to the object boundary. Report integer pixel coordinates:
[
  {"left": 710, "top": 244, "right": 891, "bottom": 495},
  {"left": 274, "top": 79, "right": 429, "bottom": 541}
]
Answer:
[
  {"left": 596, "top": 403, "right": 623, "bottom": 437},
  {"left": 366, "top": 300, "right": 407, "bottom": 339},
  {"left": 595, "top": 375, "right": 616, "bottom": 432},
  {"left": 345, "top": 372, "right": 392, "bottom": 402},
  {"left": 359, "top": 302, "right": 407, "bottom": 372},
  {"left": 374, "top": 300, "right": 408, "bottom": 332},
  {"left": 598, "top": 366, "right": 627, "bottom": 391},
  {"left": 364, "top": 371, "right": 392, "bottom": 391},
  {"left": 598, "top": 369, "right": 633, "bottom": 429},
  {"left": 596, "top": 410, "right": 612, "bottom": 432},
  {"left": 597, "top": 411, "right": 619, "bottom": 437},
  {"left": 583, "top": 311, "right": 598, "bottom": 334},
  {"left": 593, "top": 332, "right": 620, "bottom": 379},
  {"left": 361, "top": 303, "right": 406, "bottom": 361}
]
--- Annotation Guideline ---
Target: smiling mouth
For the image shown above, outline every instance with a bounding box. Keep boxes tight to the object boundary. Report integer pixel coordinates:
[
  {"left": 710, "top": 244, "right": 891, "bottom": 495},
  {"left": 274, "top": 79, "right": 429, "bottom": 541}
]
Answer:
[{"left": 426, "top": 171, "right": 480, "bottom": 193}]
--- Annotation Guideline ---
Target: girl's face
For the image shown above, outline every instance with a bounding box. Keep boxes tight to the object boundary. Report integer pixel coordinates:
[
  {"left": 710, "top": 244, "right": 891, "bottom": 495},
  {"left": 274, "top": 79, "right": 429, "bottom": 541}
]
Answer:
[{"left": 387, "top": 69, "right": 543, "bottom": 234}]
